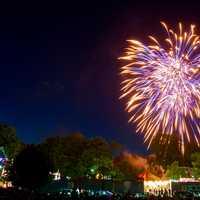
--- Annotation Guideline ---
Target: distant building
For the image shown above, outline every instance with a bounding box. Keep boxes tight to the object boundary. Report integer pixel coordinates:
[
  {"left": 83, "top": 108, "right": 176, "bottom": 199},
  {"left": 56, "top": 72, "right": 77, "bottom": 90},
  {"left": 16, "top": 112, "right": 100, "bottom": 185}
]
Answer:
[{"left": 144, "top": 178, "right": 200, "bottom": 196}]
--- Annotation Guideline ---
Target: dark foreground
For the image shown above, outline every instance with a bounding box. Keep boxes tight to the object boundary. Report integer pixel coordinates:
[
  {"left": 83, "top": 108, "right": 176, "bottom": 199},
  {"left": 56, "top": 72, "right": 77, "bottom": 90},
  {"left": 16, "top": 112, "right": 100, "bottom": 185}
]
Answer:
[{"left": 1, "top": 188, "right": 200, "bottom": 200}]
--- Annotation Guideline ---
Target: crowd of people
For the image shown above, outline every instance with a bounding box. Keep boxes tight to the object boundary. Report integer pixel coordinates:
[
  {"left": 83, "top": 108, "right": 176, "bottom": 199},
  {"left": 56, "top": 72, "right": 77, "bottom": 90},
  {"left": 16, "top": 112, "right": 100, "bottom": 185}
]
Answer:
[{"left": 0, "top": 187, "right": 200, "bottom": 200}]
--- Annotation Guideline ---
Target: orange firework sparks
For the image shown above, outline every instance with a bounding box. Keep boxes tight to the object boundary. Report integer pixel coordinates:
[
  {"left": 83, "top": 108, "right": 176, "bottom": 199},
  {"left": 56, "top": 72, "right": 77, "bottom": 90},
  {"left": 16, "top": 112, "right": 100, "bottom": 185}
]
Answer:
[{"left": 120, "top": 22, "right": 200, "bottom": 154}]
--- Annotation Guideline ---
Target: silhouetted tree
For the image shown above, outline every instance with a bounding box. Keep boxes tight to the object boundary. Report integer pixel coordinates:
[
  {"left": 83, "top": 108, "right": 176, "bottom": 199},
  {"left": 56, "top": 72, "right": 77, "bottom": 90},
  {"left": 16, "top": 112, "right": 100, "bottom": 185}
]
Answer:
[
  {"left": 150, "top": 132, "right": 200, "bottom": 167},
  {"left": 150, "top": 133, "right": 183, "bottom": 167},
  {"left": 9, "top": 145, "right": 53, "bottom": 190}
]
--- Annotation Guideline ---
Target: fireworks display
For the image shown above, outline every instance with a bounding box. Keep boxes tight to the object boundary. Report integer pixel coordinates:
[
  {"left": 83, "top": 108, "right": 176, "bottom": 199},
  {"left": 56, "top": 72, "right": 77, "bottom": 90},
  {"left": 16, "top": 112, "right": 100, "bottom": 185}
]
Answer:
[{"left": 120, "top": 22, "right": 200, "bottom": 154}]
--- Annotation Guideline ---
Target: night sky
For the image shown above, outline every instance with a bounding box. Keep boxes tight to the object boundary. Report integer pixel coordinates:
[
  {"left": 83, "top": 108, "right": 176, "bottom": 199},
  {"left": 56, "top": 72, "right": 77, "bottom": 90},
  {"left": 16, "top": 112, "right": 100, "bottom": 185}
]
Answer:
[{"left": 1, "top": 1, "right": 200, "bottom": 154}]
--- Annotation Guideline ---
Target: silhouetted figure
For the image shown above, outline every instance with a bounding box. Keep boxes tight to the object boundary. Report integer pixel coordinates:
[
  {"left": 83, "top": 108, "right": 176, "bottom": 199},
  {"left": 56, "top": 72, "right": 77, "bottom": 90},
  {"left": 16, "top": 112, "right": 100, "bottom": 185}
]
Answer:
[{"left": 71, "top": 187, "right": 78, "bottom": 200}]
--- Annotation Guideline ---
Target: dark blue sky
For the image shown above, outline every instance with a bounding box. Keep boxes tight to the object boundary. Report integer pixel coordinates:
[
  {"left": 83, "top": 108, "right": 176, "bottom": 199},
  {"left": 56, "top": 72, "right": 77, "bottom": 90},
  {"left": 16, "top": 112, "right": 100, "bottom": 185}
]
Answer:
[{"left": 0, "top": 1, "right": 199, "bottom": 154}]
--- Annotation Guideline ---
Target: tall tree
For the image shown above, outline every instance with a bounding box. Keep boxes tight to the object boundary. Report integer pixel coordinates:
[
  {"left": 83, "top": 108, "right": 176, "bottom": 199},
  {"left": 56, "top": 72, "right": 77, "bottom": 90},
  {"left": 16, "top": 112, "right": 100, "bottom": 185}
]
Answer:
[
  {"left": 0, "top": 124, "right": 23, "bottom": 159},
  {"left": 150, "top": 133, "right": 183, "bottom": 167},
  {"left": 39, "top": 132, "right": 87, "bottom": 178},
  {"left": 191, "top": 152, "right": 200, "bottom": 179},
  {"left": 166, "top": 161, "right": 187, "bottom": 179},
  {"left": 9, "top": 145, "right": 53, "bottom": 190},
  {"left": 78, "top": 137, "right": 113, "bottom": 178}
]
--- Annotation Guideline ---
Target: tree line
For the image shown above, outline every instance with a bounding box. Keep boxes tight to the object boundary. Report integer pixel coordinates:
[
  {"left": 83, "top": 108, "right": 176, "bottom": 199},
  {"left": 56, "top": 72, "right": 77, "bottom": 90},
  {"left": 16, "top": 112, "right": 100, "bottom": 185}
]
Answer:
[{"left": 1, "top": 124, "right": 200, "bottom": 190}]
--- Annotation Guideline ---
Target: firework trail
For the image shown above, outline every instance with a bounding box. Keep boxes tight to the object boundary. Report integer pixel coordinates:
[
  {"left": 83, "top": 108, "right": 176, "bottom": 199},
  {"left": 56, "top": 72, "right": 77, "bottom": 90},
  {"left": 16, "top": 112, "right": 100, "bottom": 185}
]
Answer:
[{"left": 120, "top": 22, "right": 200, "bottom": 154}]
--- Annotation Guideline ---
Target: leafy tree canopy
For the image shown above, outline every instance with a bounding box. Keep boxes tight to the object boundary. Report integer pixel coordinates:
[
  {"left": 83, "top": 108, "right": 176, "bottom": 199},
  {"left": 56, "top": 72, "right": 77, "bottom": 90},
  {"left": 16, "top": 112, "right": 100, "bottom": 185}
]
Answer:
[
  {"left": 166, "top": 161, "right": 188, "bottom": 179},
  {"left": 191, "top": 152, "right": 200, "bottom": 179},
  {"left": 39, "top": 132, "right": 87, "bottom": 178},
  {"left": 0, "top": 124, "right": 23, "bottom": 159}
]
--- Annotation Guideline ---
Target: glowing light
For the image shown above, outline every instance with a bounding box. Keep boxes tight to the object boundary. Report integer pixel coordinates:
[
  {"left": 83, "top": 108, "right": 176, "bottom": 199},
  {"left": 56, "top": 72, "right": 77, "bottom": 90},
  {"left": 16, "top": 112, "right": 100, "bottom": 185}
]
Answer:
[
  {"left": 144, "top": 180, "right": 172, "bottom": 197},
  {"left": 120, "top": 22, "right": 200, "bottom": 154}
]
